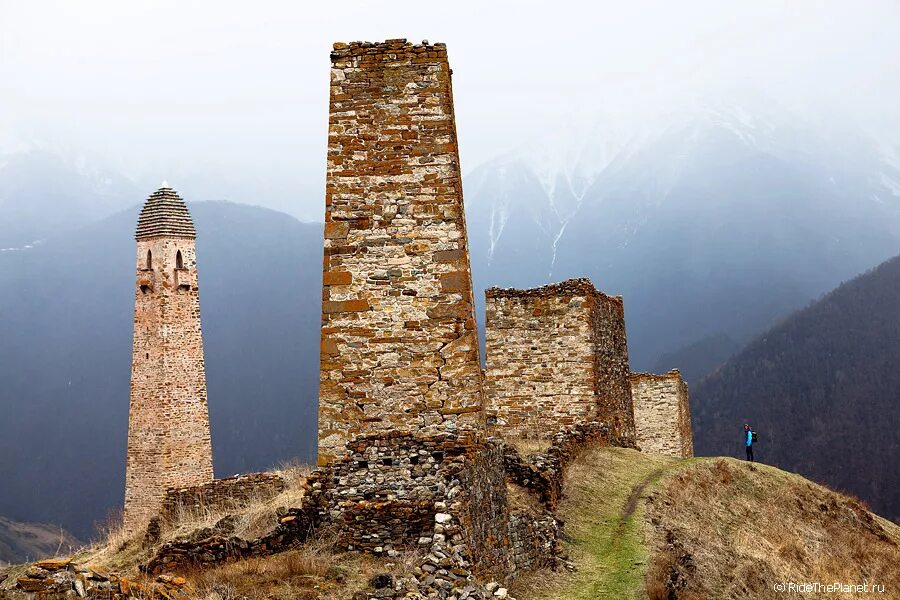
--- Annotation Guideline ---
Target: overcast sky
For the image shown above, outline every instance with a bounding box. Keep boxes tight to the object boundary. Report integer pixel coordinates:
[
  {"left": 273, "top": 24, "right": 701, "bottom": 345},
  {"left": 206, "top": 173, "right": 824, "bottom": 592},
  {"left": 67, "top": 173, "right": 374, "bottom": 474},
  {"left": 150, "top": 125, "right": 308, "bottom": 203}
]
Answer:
[{"left": 2, "top": 0, "right": 899, "bottom": 220}]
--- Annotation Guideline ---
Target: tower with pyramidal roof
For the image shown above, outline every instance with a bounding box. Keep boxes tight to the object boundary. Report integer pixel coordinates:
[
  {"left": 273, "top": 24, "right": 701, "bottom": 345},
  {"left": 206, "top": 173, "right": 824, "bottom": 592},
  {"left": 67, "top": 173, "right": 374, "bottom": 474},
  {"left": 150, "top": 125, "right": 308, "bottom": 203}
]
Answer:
[{"left": 124, "top": 184, "right": 213, "bottom": 533}]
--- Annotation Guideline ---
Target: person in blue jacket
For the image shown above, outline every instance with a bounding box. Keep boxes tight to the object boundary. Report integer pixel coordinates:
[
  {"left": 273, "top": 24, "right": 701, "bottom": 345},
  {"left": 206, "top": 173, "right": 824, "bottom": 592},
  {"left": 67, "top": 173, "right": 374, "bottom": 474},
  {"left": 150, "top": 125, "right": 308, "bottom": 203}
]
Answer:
[{"left": 744, "top": 423, "right": 754, "bottom": 462}]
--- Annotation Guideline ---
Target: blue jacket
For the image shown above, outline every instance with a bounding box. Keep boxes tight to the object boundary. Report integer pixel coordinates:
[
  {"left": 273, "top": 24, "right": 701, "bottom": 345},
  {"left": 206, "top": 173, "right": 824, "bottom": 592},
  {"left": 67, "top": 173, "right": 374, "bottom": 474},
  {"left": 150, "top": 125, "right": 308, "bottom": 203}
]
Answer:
[{"left": 746, "top": 430, "right": 753, "bottom": 446}]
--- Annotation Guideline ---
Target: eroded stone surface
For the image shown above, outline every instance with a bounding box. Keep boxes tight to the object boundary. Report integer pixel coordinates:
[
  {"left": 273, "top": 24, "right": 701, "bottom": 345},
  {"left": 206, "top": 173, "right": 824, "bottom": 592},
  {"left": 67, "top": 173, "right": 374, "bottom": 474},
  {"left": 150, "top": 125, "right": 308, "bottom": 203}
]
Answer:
[
  {"left": 629, "top": 370, "right": 694, "bottom": 458},
  {"left": 319, "top": 39, "right": 484, "bottom": 464}
]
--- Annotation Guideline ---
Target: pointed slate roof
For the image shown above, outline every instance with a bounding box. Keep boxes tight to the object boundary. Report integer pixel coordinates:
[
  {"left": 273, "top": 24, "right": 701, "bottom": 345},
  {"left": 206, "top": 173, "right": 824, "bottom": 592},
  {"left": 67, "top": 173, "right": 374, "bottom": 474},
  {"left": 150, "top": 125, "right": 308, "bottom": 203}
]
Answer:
[{"left": 135, "top": 185, "right": 197, "bottom": 240}]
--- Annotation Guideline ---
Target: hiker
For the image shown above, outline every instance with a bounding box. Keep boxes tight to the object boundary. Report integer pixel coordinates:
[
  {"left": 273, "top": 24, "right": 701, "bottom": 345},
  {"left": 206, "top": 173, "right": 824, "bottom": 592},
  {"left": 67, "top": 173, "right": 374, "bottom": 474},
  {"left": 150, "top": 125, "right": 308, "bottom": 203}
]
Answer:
[{"left": 744, "top": 423, "right": 754, "bottom": 462}]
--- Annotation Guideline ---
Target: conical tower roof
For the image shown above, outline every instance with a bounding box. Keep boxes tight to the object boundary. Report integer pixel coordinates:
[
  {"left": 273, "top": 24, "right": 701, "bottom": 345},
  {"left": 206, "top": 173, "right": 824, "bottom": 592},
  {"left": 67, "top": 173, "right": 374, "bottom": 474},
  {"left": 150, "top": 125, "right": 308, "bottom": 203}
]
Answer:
[{"left": 135, "top": 185, "right": 196, "bottom": 240}]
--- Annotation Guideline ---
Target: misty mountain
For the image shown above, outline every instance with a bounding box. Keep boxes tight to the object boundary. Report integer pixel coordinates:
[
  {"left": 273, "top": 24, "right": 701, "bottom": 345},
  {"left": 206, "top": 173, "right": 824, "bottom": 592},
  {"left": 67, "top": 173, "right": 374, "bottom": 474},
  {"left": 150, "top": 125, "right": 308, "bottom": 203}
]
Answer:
[
  {"left": 0, "top": 151, "right": 140, "bottom": 248},
  {"left": 466, "top": 102, "right": 900, "bottom": 371},
  {"left": 0, "top": 517, "right": 80, "bottom": 565},
  {"left": 0, "top": 202, "right": 321, "bottom": 539},
  {"left": 692, "top": 253, "right": 900, "bottom": 522}
]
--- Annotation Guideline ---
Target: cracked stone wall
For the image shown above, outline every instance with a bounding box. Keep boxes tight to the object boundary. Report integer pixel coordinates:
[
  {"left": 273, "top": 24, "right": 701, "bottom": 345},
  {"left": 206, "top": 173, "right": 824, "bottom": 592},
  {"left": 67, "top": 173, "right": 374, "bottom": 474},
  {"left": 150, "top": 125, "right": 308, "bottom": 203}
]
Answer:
[
  {"left": 484, "top": 278, "right": 635, "bottom": 442},
  {"left": 319, "top": 39, "right": 483, "bottom": 464},
  {"left": 629, "top": 370, "right": 694, "bottom": 458},
  {"left": 126, "top": 223, "right": 213, "bottom": 533}
]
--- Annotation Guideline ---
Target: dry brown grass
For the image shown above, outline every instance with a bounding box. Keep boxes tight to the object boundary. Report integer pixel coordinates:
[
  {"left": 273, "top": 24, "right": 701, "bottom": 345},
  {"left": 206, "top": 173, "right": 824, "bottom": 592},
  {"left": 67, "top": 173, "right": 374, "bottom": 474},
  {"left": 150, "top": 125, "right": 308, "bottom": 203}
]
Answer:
[
  {"left": 507, "top": 434, "right": 553, "bottom": 457},
  {"left": 77, "top": 463, "right": 312, "bottom": 575},
  {"left": 190, "top": 529, "right": 420, "bottom": 600},
  {"left": 645, "top": 458, "right": 900, "bottom": 600}
]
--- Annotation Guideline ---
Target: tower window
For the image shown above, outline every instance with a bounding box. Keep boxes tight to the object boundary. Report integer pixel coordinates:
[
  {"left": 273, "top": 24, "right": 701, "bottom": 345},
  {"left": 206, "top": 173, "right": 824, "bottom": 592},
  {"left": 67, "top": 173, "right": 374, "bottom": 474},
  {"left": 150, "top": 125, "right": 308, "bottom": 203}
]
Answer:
[
  {"left": 146, "top": 250, "right": 152, "bottom": 269},
  {"left": 176, "top": 250, "right": 184, "bottom": 269}
]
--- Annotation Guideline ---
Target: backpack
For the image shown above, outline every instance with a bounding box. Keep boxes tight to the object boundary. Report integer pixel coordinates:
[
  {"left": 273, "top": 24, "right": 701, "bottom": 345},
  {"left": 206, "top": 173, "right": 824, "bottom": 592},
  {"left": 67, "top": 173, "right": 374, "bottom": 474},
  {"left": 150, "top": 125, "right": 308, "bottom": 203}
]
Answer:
[{"left": 751, "top": 431, "right": 758, "bottom": 443}]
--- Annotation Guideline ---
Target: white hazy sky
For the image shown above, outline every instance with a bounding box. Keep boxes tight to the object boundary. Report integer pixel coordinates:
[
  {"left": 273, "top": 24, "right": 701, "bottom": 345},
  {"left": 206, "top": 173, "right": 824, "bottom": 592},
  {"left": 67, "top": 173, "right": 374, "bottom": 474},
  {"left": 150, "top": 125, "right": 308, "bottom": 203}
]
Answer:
[{"left": 2, "top": 0, "right": 899, "bottom": 220}]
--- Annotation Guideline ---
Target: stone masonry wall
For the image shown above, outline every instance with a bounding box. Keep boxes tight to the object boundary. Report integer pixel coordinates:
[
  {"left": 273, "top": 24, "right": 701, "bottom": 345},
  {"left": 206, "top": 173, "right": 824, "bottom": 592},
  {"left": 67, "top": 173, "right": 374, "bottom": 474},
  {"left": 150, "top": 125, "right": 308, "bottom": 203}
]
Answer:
[
  {"left": 629, "top": 370, "right": 694, "bottom": 458},
  {"left": 319, "top": 39, "right": 483, "bottom": 464},
  {"left": 303, "top": 431, "right": 558, "bottom": 585},
  {"left": 485, "top": 278, "right": 634, "bottom": 442},
  {"left": 155, "top": 473, "right": 286, "bottom": 526},
  {"left": 125, "top": 190, "right": 213, "bottom": 533},
  {"left": 591, "top": 288, "right": 635, "bottom": 442}
]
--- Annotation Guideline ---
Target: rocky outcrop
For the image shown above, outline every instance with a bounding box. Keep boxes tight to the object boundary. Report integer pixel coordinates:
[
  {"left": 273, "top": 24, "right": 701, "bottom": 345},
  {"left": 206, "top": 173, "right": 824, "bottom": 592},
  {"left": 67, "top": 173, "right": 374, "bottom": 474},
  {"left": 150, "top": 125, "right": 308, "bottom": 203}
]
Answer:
[{"left": 9, "top": 558, "right": 190, "bottom": 599}]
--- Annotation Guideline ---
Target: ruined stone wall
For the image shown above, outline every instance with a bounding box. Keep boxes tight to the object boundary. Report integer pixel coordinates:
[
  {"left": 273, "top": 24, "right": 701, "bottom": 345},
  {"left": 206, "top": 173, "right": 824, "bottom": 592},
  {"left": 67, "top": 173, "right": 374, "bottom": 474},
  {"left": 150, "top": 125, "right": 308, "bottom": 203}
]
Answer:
[
  {"left": 319, "top": 39, "right": 483, "bottom": 464},
  {"left": 629, "top": 370, "right": 694, "bottom": 458},
  {"left": 306, "top": 432, "right": 467, "bottom": 554},
  {"left": 156, "top": 473, "right": 286, "bottom": 526},
  {"left": 484, "top": 288, "right": 595, "bottom": 438},
  {"left": 304, "top": 431, "right": 558, "bottom": 585},
  {"left": 484, "top": 278, "right": 634, "bottom": 442},
  {"left": 501, "top": 421, "right": 620, "bottom": 509},
  {"left": 125, "top": 199, "right": 213, "bottom": 533}
]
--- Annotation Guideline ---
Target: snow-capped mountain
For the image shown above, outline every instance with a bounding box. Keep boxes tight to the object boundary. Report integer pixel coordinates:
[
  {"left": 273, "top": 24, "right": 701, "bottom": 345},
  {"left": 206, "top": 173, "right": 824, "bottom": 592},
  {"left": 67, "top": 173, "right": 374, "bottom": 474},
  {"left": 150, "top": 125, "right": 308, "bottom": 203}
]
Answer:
[{"left": 465, "top": 100, "right": 900, "bottom": 372}]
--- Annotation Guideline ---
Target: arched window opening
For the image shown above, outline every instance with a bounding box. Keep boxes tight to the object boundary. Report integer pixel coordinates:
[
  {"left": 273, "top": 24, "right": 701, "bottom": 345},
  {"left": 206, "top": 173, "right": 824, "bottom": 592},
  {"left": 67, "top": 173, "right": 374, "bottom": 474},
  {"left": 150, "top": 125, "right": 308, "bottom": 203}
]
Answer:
[
  {"left": 146, "top": 249, "right": 153, "bottom": 269},
  {"left": 176, "top": 250, "right": 184, "bottom": 269}
]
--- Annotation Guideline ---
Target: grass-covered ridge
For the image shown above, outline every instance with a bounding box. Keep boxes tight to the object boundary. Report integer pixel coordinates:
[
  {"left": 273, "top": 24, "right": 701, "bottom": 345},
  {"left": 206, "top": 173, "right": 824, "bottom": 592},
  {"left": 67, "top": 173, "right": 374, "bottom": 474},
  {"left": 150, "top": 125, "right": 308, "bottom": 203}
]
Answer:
[{"left": 516, "top": 447, "right": 900, "bottom": 600}]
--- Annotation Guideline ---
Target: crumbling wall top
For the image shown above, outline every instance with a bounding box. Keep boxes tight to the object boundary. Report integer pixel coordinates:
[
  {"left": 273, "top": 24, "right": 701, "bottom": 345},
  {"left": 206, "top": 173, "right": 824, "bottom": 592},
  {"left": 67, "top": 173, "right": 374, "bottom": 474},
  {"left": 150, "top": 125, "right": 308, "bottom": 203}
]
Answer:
[
  {"left": 628, "top": 369, "right": 684, "bottom": 383},
  {"left": 330, "top": 38, "right": 447, "bottom": 60},
  {"left": 486, "top": 278, "right": 623, "bottom": 304}
]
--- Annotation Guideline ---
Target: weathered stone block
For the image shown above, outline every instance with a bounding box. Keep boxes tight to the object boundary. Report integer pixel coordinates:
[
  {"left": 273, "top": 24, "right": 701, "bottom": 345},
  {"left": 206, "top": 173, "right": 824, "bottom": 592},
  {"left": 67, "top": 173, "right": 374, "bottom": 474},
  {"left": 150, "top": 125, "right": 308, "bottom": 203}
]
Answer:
[{"left": 484, "top": 278, "right": 635, "bottom": 442}]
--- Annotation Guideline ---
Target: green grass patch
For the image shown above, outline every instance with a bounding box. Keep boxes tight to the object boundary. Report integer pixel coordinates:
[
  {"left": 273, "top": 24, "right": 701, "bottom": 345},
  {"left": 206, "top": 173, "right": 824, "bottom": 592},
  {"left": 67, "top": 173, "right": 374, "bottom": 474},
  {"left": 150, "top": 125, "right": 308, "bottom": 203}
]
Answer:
[{"left": 527, "top": 447, "right": 690, "bottom": 600}]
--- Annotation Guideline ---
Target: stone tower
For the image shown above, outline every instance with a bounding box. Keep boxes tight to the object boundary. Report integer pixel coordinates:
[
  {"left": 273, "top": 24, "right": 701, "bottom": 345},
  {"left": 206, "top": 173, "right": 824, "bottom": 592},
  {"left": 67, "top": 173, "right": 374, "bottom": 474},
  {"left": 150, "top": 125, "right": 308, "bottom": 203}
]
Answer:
[
  {"left": 629, "top": 370, "right": 694, "bottom": 458},
  {"left": 124, "top": 185, "right": 213, "bottom": 533},
  {"left": 485, "top": 278, "right": 636, "bottom": 443},
  {"left": 319, "top": 40, "right": 484, "bottom": 464}
]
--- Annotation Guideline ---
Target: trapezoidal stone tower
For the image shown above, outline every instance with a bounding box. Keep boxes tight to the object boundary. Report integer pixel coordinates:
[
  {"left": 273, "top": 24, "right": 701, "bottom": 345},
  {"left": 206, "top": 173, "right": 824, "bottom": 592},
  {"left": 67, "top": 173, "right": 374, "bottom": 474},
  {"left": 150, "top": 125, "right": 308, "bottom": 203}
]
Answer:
[
  {"left": 629, "top": 370, "right": 694, "bottom": 458},
  {"left": 124, "top": 185, "right": 213, "bottom": 533},
  {"left": 319, "top": 39, "right": 484, "bottom": 464},
  {"left": 484, "top": 278, "right": 636, "bottom": 442}
]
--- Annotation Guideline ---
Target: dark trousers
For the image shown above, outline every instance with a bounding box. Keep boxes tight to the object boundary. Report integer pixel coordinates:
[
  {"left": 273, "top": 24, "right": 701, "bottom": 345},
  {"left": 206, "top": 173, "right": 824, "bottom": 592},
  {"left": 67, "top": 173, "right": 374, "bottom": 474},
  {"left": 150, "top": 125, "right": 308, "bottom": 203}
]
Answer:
[{"left": 746, "top": 445, "right": 754, "bottom": 462}]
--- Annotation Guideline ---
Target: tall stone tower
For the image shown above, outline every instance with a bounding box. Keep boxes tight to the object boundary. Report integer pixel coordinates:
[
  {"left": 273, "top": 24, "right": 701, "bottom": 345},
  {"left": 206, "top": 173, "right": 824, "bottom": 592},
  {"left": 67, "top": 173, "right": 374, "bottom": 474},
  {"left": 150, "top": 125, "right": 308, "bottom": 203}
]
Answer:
[
  {"left": 319, "top": 40, "right": 484, "bottom": 464},
  {"left": 124, "top": 185, "right": 213, "bottom": 533}
]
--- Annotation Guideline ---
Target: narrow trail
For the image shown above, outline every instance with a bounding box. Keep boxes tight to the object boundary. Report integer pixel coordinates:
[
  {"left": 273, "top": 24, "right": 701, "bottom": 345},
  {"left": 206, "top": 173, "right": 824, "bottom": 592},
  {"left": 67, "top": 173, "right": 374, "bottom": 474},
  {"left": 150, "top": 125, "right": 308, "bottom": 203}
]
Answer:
[
  {"left": 527, "top": 447, "right": 687, "bottom": 600},
  {"left": 619, "top": 466, "right": 669, "bottom": 526}
]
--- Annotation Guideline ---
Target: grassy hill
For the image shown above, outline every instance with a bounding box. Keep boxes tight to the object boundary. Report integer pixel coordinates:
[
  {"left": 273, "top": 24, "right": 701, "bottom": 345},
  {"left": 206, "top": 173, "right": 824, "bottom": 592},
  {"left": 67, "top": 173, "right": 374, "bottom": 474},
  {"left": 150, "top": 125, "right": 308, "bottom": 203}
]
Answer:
[
  {"left": 3, "top": 448, "right": 897, "bottom": 599},
  {"left": 692, "top": 253, "right": 900, "bottom": 523},
  {"left": 515, "top": 447, "right": 900, "bottom": 600}
]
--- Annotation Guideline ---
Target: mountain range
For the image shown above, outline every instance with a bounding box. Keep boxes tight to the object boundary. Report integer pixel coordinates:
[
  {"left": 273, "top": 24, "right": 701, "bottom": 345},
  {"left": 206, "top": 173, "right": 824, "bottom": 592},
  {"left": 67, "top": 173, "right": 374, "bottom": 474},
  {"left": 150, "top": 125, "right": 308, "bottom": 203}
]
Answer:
[
  {"left": 466, "top": 101, "right": 900, "bottom": 372},
  {"left": 1, "top": 99, "right": 899, "bottom": 538}
]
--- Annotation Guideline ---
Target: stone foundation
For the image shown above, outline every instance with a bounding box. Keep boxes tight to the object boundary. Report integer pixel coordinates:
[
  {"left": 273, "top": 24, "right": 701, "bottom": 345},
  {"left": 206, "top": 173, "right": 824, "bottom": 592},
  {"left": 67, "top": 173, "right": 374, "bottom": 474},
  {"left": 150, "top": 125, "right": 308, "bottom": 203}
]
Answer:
[
  {"left": 485, "top": 278, "right": 635, "bottom": 442},
  {"left": 629, "top": 370, "right": 694, "bottom": 458},
  {"left": 305, "top": 431, "right": 559, "bottom": 584}
]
